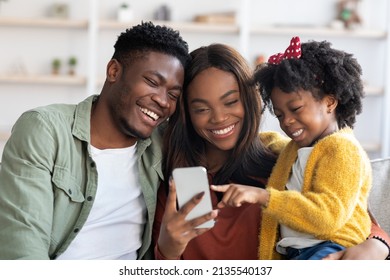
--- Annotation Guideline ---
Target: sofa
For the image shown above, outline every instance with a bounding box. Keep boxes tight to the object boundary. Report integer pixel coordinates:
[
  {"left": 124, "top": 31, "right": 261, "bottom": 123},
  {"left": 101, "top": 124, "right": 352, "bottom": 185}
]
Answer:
[{"left": 369, "top": 157, "right": 390, "bottom": 233}]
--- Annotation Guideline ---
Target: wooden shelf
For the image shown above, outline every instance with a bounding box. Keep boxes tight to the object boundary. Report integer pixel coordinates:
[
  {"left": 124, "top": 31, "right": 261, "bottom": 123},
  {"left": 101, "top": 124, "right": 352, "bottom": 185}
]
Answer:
[
  {"left": 99, "top": 20, "right": 239, "bottom": 34},
  {"left": 362, "top": 142, "right": 381, "bottom": 153},
  {"left": 0, "top": 130, "right": 10, "bottom": 142},
  {"left": 0, "top": 1, "right": 388, "bottom": 159},
  {"left": 0, "top": 17, "right": 88, "bottom": 29},
  {"left": 365, "top": 86, "right": 384, "bottom": 96},
  {"left": 0, "top": 74, "right": 87, "bottom": 86},
  {"left": 99, "top": 21, "right": 386, "bottom": 38},
  {"left": 251, "top": 26, "right": 387, "bottom": 39}
]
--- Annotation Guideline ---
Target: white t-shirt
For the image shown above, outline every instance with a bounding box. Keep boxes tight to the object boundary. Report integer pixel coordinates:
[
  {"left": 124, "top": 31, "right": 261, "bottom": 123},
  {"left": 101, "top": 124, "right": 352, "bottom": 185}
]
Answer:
[
  {"left": 276, "top": 147, "right": 325, "bottom": 254},
  {"left": 57, "top": 144, "right": 147, "bottom": 260}
]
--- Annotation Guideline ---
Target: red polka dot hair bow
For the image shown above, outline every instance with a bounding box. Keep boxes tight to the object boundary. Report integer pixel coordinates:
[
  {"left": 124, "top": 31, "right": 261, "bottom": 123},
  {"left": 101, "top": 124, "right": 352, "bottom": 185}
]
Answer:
[{"left": 268, "top": 36, "right": 301, "bottom": 64}]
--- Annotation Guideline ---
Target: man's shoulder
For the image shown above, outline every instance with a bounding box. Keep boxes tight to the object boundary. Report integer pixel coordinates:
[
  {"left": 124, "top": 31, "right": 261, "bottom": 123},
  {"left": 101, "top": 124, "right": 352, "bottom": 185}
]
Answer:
[
  {"left": 28, "top": 103, "right": 76, "bottom": 117},
  {"left": 19, "top": 96, "right": 94, "bottom": 127},
  {"left": 11, "top": 103, "right": 82, "bottom": 140}
]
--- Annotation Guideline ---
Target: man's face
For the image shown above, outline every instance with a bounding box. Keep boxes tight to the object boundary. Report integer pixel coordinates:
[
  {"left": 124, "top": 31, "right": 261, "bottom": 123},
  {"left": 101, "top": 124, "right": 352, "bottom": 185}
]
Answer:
[{"left": 108, "top": 52, "right": 184, "bottom": 140}]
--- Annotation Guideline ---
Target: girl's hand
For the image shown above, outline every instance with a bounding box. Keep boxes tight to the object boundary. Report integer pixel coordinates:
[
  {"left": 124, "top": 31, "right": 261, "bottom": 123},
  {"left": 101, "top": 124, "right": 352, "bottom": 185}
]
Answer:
[
  {"left": 322, "top": 238, "right": 389, "bottom": 260},
  {"left": 157, "top": 179, "right": 218, "bottom": 259},
  {"left": 210, "top": 184, "right": 269, "bottom": 208}
]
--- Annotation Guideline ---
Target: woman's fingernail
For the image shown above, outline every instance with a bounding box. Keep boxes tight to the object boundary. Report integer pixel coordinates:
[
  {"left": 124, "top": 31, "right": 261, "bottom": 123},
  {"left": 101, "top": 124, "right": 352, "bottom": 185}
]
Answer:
[{"left": 196, "top": 191, "right": 205, "bottom": 199}]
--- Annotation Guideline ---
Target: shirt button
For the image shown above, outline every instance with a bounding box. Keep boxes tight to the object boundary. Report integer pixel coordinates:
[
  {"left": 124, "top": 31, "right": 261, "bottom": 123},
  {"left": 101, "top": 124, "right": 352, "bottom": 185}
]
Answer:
[
  {"left": 90, "top": 162, "right": 96, "bottom": 168},
  {"left": 74, "top": 228, "right": 80, "bottom": 233},
  {"left": 87, "top": 196, "right": 93, "bottom": 201},
  {"left": 68, "top": 189, "right": 72, "bottom": 195}
]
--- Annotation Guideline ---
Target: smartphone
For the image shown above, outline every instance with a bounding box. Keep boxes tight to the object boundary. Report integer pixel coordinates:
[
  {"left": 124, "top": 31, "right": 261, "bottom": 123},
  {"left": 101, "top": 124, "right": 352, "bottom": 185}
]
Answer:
[{"left": 172, "top": 166, "right": 215, "bottom": 228}]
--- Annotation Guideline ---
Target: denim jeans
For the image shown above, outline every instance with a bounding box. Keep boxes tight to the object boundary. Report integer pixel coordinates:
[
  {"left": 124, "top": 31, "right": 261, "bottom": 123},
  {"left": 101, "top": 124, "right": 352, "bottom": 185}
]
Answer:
[{"left": 286, "top": 241, "right": 345, "bottom": 260}]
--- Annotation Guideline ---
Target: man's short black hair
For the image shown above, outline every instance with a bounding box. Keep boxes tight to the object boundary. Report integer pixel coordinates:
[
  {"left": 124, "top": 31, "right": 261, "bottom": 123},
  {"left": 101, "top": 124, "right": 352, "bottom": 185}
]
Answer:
[{"left": 113, "top": 21, "right": 191, "bottom": 69}]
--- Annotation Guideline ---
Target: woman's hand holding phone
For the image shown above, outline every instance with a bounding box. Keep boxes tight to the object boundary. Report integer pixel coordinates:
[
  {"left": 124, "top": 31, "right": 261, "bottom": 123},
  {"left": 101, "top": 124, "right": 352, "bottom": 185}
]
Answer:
[{"left": 157, "top": 167, "right": 218, "bottom": 259}]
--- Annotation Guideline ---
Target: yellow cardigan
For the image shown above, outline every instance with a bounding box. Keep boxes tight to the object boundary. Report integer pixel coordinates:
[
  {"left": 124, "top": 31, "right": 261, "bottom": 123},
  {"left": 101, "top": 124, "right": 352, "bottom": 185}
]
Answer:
[{"left": 258, "top": 128, "right": 372, "bottom": 260}]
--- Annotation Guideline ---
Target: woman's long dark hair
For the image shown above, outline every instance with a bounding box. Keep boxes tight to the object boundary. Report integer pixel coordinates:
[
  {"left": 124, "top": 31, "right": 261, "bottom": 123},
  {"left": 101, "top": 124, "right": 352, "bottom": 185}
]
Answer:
[{"left": 163, "top": 44, "right": 277, "bottom": 191}]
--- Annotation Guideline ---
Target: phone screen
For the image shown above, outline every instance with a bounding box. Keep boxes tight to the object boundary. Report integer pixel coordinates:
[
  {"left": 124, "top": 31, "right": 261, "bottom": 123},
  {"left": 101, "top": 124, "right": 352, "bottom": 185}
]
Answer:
[{"left": 172, "top": 166, "right": 215, "bottom": 228}]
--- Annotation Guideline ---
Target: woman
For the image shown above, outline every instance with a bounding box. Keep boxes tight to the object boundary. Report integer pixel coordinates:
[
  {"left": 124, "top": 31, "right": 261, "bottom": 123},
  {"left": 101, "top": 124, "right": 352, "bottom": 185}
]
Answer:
[{"left": 152, "top": 43, "right": 390, "bottom": 260}]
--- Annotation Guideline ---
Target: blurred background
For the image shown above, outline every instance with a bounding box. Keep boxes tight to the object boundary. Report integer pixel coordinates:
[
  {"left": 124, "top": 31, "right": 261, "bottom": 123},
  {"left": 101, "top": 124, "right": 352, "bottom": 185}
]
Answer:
[{"left": 0, "top": 0, "right": 389, "bottom": 159}]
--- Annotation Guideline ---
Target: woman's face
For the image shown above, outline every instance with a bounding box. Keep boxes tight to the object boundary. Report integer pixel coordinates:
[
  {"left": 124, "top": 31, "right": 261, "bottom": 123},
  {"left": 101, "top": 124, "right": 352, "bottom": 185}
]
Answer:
[{"left": 186, "top": 67, "right": 245, "bottom": 152}]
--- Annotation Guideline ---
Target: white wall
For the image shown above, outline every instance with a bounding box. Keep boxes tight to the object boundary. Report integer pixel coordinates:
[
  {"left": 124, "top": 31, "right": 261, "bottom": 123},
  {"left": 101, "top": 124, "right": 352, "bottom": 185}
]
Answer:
[{"left": 0, "top": 0, "right": 389, "bottom": 159}]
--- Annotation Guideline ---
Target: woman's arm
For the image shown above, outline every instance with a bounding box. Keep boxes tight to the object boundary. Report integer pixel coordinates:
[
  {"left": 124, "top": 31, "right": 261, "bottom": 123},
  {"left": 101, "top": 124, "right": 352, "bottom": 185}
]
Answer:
[
  {"left": 323, "top": 217, "right": 390, "bottom": 260},
  {"left": 323, "top": 239, "right": 387, "bottom": 260}
]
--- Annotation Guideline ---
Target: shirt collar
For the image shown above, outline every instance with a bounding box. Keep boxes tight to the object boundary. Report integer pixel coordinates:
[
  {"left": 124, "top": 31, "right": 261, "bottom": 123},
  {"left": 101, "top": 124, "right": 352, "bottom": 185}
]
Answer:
[{"left": 72, "top": 95, "right": 97, "bottom": 143}]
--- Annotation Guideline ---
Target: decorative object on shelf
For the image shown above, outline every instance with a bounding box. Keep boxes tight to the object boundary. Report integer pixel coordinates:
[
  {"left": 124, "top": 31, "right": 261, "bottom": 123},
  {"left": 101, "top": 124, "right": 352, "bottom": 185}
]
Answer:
[
  {"left": 117, "top": 3, "right": 133, "bottom": 22},
  {"left": 68, "top": 56, "right": 77, "bottom": 75},
  {"left": 337, "top": 0, "right": 362, "bottom": 29},
  {"left": 194, "top": 11, "right": 236, "bottom": 24},
  {"left": 0, "top": 0, "right": 9, "bottom": 14},
  {"left": 0, "top": 127, "right": 11, "bottom": 142},
  {"left": 154, "top": 4, "right": 171, "bottom": 21},
  {"left": 51, "top": 58, "right": 61, "bottom": 75},
  {"left": 254, "top": 54, "right": 266, "bottom": 67},
  {"left": 48, "top": 3, "right": 69, "bottom": 19},
  {"left": 9, "top": 57, "right": 28, "bottom": 76},
  {"left": 329, "top": 19, "right": 345, "bottom": 30}
]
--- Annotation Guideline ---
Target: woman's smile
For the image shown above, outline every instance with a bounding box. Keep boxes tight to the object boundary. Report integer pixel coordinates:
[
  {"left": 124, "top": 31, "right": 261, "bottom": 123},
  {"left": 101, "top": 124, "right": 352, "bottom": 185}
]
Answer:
[{"left": 209, "top": 123, "right": 237, "bottom": 137}]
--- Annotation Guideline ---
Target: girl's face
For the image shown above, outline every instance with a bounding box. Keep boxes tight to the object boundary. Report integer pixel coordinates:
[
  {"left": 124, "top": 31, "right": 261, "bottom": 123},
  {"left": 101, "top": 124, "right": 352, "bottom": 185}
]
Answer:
[
  {"left": 270, "top": 87, "right": 338, "bottom": 148},
  {"left": 187, "top": 67, "right": 245, "bottom": 153}
]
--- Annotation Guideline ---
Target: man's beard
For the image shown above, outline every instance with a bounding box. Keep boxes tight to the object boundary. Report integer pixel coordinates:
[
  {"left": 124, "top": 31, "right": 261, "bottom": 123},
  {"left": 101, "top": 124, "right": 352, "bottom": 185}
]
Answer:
[{"left": 119, "top": 118, "right": 149, "bottom": 140}]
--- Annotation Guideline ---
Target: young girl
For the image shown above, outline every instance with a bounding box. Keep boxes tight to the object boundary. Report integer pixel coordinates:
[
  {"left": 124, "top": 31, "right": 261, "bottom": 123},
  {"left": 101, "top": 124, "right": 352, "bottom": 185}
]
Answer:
[{"left": 212, "top": 37, "right": 376, "bottom": 260}]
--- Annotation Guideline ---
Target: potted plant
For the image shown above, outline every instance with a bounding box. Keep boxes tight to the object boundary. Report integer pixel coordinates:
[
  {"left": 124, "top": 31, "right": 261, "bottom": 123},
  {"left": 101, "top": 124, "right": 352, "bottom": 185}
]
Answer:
[
  {"left": 117, "top": 3, "right": 133, "bottom": 22},
  {"left": 51, "top": 58, "right": 61, "bottom": 75},
  {"left": 68, "top": 56, "right": 77, "bottom": 75},
  {"left": 0, "top": 0, "right": 9, "bottom": 14}
]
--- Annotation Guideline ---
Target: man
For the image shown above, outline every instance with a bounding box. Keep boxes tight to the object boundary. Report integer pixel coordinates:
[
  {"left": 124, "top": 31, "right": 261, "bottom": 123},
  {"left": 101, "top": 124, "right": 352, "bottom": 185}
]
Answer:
[{"left": 0, "top": 21, "right": 190, "bottom": 260}]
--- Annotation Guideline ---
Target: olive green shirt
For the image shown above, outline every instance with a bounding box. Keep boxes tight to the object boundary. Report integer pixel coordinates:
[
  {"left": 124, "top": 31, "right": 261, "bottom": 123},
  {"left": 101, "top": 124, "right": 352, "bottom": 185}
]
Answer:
[{"left": 0, "top": 95, "right": 164, "bottom": 259}]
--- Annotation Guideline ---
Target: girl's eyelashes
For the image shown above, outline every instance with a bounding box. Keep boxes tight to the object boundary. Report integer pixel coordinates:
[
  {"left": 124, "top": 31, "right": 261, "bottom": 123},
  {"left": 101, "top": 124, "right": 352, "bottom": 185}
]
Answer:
[
  {"left": 292, "top": 106, "right": 303, "bottom": 112},
  {"left": 273, "top": 106, "right": 302, "bottom": 119}
]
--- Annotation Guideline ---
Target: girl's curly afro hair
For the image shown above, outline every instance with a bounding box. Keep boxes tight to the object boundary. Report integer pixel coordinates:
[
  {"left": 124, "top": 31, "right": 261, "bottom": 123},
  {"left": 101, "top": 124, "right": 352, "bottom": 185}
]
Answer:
[{"left": 253, "top": 40, "right": 364, "bottom": 128}]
